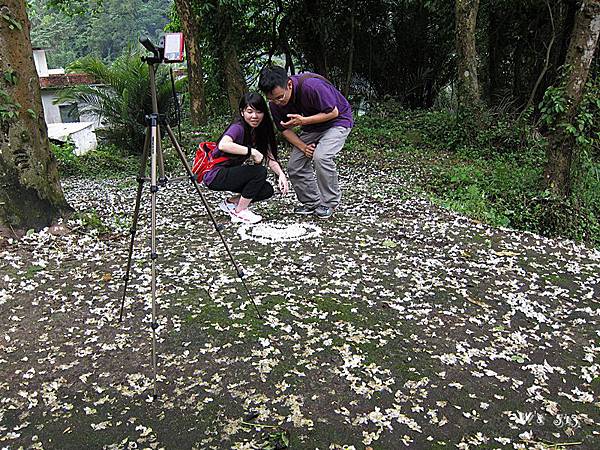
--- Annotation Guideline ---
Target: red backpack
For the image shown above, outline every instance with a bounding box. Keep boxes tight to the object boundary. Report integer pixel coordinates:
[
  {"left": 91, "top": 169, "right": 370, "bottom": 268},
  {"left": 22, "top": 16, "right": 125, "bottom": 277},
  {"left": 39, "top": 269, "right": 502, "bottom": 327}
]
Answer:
[{"left": 192, "top": 141, "right": 230, "bottom": 182}]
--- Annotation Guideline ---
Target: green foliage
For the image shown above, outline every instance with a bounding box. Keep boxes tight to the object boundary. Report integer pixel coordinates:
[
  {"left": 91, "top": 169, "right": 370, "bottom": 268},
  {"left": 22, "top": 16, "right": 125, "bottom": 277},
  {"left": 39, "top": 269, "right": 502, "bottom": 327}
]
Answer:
[
  {"left": 3, "top": 69, "right": 18, "bottom": 86},
  {"left": 0, "top": 88, "right": 22, "bottom": 124},
  {"left": 29, "top": 0, "right": 172, "bottom": 67},
  {"left": 539, "top": 75, "right": 600, "bottom": 151},
  {"left": 74, "top": 209, "right": 110, "bottom": 234},
  {"left": 56, "top": 49, "right": 184, "bottom": 154},
  {"left": 348, "top": 105, "right": 600, "bottom": 246},
  {"left": 260, "top": 429, "right": 290, "bottom": 449},
  {"left": 1, "top": 12, "right": 23, "bottom": 31},
  {"left": 432, "top": 148, "right": 546, "bottom": 231},
  {"left": 51, "top": 140, "right": 78, "bottom": 175},
  {"left": 1, "top": 70, "right": 21, "bottom": 124},
  {"left": 539, "top": 85, "right": 568, "bottom": 126},
  {"left": 51, "top": 141, "right": 139, "bottom": 178},
  {"left": 575, "top": 78, "right": 600, "bottom": 150}
]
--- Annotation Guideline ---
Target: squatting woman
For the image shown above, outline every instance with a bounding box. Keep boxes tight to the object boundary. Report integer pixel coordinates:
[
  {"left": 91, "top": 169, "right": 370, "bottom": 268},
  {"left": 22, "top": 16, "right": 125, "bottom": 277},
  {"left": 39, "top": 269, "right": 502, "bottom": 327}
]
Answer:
[{"left": 203, "top": 92, "right": 289, "bottom": 224}]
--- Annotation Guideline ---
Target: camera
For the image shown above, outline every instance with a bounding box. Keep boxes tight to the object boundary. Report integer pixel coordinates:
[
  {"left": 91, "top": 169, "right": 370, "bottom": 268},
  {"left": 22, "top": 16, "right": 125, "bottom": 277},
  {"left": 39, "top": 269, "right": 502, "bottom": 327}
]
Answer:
[{"left": 140, "top": 33, "right": 185, "bottom": 64}]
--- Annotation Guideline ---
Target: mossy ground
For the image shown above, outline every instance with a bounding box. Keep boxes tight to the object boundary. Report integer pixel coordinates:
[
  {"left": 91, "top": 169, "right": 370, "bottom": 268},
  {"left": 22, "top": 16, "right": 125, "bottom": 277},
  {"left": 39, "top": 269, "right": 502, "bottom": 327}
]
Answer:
[{"left": 1, "top": 149, "right": 599, "bottom": 449}]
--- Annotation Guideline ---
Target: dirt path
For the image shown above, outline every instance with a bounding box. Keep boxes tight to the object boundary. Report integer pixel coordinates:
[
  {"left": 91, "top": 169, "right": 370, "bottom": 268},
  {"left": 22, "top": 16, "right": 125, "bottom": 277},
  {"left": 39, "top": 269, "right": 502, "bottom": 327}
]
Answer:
[{"left": 1, "top": 165, "right": 599, "bottom": 449}]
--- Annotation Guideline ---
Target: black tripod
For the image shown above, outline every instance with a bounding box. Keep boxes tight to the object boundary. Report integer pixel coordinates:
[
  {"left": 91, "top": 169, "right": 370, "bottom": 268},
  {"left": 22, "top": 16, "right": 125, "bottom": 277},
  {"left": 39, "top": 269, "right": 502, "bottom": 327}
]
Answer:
[{"left": 119, "top": 37, "right": 262, "bottom": 398}]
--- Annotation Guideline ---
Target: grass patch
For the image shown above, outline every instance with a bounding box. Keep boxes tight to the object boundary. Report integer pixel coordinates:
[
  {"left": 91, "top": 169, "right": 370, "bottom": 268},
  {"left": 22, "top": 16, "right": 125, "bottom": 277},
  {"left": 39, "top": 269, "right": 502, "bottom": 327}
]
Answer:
[{"left": 24, "top": 264, "right": 44, "bottom": 279}]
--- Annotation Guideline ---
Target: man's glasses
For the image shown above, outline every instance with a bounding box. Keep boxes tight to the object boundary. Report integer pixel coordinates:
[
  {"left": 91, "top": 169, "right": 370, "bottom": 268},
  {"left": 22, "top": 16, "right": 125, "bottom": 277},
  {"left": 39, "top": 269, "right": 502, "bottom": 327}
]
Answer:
[{"left": 268, "top": 90, "right": 287, "bottom": 104}]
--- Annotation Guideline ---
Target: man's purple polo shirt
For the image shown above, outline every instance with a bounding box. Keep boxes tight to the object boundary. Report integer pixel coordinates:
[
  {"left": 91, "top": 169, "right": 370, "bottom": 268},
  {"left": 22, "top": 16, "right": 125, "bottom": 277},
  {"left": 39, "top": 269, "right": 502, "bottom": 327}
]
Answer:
[{"left": 269, "top": 73, "right": 354, "bottom": 133}]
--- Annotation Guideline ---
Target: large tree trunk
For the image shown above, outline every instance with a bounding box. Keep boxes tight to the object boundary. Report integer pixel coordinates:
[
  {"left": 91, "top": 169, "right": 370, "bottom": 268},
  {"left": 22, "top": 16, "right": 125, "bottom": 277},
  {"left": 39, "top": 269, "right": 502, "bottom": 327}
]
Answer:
[
  {"left": 544, "top": 0, "right": 600, "bottom": 197},
  {"left": 526, "top": 0, "right": 556, "bottom": 110},
  {"left": 218, "top": 6, "right": 246, "bottom": 114},
  {"left": 0, "top": 0, "right": 71, "bottom": 233},
  {"left": 455, "top": 0, "right": 481, "bottom": 107},
  {"left": 174, "top": 0, "right": 207, "bottom": 125}
]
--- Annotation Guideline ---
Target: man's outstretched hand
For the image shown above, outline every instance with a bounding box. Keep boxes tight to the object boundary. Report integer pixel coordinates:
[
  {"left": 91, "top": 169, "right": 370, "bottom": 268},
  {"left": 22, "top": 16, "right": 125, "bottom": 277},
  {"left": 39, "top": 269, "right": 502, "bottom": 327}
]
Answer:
[{"left": 281, "top": 114, "right": 304, "bottom": 128}]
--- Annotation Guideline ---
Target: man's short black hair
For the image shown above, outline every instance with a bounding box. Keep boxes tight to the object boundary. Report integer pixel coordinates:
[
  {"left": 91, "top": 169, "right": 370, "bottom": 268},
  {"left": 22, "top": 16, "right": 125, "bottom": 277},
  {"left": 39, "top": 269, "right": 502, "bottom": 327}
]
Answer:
[{"left": 258, "top": 66, "right": 288, "bottom": 93}]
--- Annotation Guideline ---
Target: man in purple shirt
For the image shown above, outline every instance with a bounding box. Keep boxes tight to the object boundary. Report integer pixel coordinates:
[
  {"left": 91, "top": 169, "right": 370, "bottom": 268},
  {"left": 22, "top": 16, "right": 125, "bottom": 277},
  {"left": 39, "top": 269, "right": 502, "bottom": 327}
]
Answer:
[{"left": 259, "top": 66, "right": 353, "bottom": 219}]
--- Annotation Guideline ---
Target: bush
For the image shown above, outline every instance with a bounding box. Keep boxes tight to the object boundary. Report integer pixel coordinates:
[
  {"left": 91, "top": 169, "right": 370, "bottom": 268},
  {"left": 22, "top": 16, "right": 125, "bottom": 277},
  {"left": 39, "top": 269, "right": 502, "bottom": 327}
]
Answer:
[
  {"left": 51, "top": 141, "right": 79, "bottom": 176},
  {"left": 52, "top": 142, "right": 138, "bottom": 178},
  {"left": 346, "top": 104, "right": 600, "bottom": 246}
]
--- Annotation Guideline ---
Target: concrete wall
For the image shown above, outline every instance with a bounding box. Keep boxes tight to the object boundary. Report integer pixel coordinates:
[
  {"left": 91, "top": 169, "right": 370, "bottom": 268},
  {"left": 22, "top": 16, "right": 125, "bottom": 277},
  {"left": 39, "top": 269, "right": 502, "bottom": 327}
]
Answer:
[
  {"left": 47, "top": 122, "right": 98, "bottom": 155},
  {"left": 33, "top": 49, "right": 49, "bottom": 77},
  {"left": 41, "top": 91, "right": 61, "bottom": 124},
  {"left": 70, "top": 125, "right": 98, "bottom": 155}
]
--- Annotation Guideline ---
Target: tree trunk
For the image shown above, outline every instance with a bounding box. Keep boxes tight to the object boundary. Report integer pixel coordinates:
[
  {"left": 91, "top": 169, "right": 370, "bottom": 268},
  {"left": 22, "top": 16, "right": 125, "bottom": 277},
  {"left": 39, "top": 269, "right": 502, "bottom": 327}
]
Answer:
[
  {"left": 218, "top": 6, "right": 246, "bottom": 114},
  {"left": 526, "top": 0, "right": 556, "bottom": 110},
  {"left": 512, "top": 20, "right": 526, "bottom": 104},
  {"left": 279, "top": 17, "right": 295, "bottom": 75},
  {"left": 174, "top": 0, "right": 207, "bottom": 125},
  {"left": 544, "top": 0, "right": 600, "bottom": 197},
  {"left": 316, "top": 13, "right": 330, "bottom": 78},
  {"left": 455, "top": 0, "right": 481, "bottom": 107},
  {"left": 557, "top": 0, "right": 579, "bottom": 68},
  {"left": 0, "top": 0, "right": 72, "bottom": 233},
  {"left": 274, "top": 0, "right": 295, "bottom": 75}
]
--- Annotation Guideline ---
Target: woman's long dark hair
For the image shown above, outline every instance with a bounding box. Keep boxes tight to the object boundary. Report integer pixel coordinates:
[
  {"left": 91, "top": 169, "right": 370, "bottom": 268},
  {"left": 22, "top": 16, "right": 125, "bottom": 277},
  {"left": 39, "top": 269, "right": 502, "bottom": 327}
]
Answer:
[{"left": 234, "top": 92, "right": 278, "bottom": 162}]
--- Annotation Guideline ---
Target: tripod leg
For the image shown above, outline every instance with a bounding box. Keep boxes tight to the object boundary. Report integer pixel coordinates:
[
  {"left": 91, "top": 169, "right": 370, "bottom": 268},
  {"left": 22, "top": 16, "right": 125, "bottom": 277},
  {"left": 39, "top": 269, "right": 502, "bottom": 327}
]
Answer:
[
  {"left": 119, "top": 127, "right": 150, "bottom": 322},
  {"left": 164, "top": 124, "right": 262, "bottom": 319},
  {"left": 157, "top": 123, "right": 167, "bottom": 185},
  {"left": 150, "top": 120, "right": 160, "bottom": 399}
]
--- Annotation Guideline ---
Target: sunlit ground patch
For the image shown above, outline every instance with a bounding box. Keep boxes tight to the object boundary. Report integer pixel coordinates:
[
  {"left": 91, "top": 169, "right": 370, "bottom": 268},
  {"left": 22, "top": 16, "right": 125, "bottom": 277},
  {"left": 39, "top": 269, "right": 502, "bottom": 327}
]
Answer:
[{"left": 237, "top": 222, "right": 322, "bottom": 244}]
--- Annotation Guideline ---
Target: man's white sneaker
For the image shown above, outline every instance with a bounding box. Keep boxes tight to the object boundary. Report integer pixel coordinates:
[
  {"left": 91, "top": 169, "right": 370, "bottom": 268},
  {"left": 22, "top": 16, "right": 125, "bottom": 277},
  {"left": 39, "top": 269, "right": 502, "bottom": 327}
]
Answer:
[
  {"left": 230, "top": 208, "right": 262, "bottom": 224},
  {"left": 219, "top": 199, "right": 236, "bottom": 213}
]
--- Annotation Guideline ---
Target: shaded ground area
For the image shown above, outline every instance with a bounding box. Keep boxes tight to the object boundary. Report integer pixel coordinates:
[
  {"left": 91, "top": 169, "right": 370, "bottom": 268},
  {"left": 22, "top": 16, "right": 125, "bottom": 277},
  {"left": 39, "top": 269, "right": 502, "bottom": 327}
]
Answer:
[{"left": 1, "top": 158, "right": 599, "bottom": 449}]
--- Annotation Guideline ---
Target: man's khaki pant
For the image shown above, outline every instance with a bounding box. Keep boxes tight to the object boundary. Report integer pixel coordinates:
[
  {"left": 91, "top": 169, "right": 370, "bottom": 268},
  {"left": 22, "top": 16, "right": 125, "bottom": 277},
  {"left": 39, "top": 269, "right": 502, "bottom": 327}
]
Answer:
[{"left": 287, "top": 126, "right": 351, "bottom": 209}]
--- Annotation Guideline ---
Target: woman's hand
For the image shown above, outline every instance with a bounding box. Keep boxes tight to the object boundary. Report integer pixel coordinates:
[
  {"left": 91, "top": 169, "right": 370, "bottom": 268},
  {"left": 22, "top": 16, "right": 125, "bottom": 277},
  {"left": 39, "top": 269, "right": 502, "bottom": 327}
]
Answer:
[
  {"left": 250, "top": 148, "right": 264, "bottom": 164},
  {"left": 278, "top": 173, "right": 289, "bottom": 195}
]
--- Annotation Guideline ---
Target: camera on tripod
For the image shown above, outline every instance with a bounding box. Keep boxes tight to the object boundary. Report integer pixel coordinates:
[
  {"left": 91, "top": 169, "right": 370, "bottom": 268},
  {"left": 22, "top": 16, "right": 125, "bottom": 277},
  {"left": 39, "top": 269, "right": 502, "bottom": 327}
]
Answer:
[{"left": 140, "top": 33, "right": 185, "bottom": 64}]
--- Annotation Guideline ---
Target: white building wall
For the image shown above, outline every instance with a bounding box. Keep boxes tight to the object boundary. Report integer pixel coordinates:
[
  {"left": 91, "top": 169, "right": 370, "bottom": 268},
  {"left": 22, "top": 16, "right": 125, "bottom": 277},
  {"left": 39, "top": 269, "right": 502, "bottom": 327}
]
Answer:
[
  {"left": 34, "top": 48, "right": 103, "bottom": 154},
  {"left": 70, "top": 125, "right": 98, "bottom": 155},
  {"left": 47, "top": 122, "right": 98, "bottom": 155},
  {"left": 41, "top": 91, "right": 61, "bottom": 124},
  {"left": 33, "top": 49, "right": 49, "bottom": 77}
]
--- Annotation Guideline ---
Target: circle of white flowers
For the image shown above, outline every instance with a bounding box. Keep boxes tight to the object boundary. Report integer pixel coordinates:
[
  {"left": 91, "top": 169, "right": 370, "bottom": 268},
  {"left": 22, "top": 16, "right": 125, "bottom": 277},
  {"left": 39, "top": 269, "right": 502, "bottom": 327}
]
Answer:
[{"left": 237, "top": 222, "right": 322, "bottom": 244}]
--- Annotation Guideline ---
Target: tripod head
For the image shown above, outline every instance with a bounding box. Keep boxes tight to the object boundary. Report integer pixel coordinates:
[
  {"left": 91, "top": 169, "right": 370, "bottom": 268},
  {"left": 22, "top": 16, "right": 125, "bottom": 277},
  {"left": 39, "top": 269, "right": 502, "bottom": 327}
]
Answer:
[{"left": 140, "top": 34, "right": 185, "bottom": 65}]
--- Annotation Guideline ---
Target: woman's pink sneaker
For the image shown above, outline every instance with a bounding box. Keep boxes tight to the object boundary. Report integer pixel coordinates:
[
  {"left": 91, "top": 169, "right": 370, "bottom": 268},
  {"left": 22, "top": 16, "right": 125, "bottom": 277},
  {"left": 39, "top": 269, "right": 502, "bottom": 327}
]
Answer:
[{"left": 230, "top": 208, "right": 262, "bottom": 224}]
